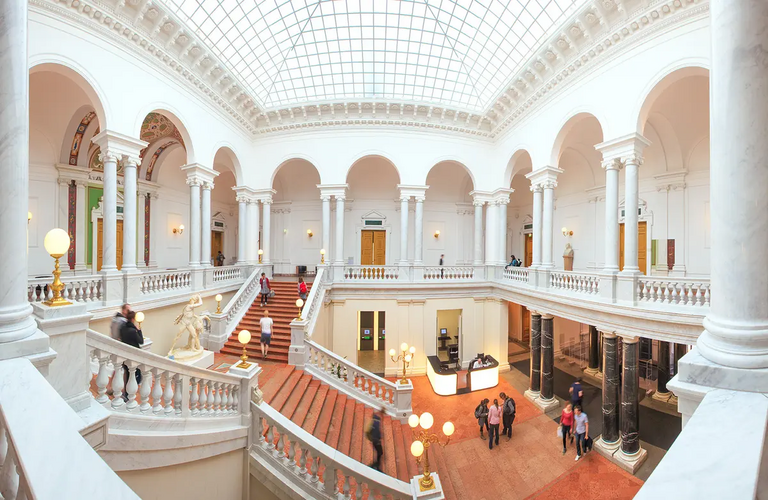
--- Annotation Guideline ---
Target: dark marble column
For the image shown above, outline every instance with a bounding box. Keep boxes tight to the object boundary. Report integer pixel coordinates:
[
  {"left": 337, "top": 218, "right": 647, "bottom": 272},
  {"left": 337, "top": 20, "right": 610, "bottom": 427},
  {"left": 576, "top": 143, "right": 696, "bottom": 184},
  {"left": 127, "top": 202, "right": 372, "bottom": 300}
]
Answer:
[
  {"left": 540, "top": 315, "right": 554, "bottom": 401},
  {"left": 598, "top": 331, "right": 603, "bottom": 374},
  {"left": 587, "top": 325, "right": 599, "bottom": 372},
  {"left": 673, "top": 343, "right": 687, "bottom": 376},
  {"left": 621, "top": 337, "right": 641, "bottom": 455},
  {"left": 601, "top": 332, "right": 620, "bottom": 445},
  {"left": 528, "top": 312, "right": 542, "bottom": 395},
  {"left": 656, "top": 341, "right": 671, "bottom": 395}
]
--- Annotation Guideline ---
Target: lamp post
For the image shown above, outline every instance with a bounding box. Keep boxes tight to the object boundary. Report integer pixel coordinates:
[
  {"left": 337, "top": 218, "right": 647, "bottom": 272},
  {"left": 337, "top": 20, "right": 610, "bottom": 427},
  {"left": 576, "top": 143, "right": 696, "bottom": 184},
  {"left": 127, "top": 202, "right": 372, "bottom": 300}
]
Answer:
[
  {"left": 215, "top": 293, "right": 223, "bottom": 314},
  {"left": 296, "top": 298, "right": 304, "bottom": 320},
  {"left": 389, "top": 343, "right": 415, "bottom": 384},
  {"left": 43, "top": 228, "right": 72, "bottom": 307},
  {"left": 409, "top": 412, "right": 454, "bottom": 491},
  {"left": 237, "top": 330, "right": 251, "bottom": 368}
]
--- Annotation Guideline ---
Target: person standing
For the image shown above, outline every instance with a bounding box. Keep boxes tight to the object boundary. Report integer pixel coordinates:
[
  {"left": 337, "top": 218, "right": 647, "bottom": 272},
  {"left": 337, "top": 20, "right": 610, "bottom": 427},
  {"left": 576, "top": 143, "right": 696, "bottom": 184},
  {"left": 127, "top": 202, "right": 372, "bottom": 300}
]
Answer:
[
  {"left": 111, "top": 303, "right": 131, "bottom": 340},
  {"left": 119, "top": 311, "right": 144, "bottom": 402},
  {"left": 474, "top": 398, "right": 490, "bottom": 439},
  {"left": 560, "top": 403, "right": 574, "bottom": 455},
  {"left": 439, "top": 254, "right": 445, "bottom": 278},
  {"left": 500, "top": 392, "right": 516, "bottom": 439},
  {"left": 367, "top": 407, "right": 384, "bottom": 471},
  {"left": 488, "top": 399, "right": 502, "bottom": 449},
  {"left": 259, "top": 272, "right": 271, "bottom": 306},
  {"left": 259, "top": 310, "right": 274, "bottom": 359},
  {"left": 573, "top": 405, "right": 589, "bottom": 461},
  {"left": 569, "top": 377, "right": 584, "bottom": 410},
  {"left": 216, "top": 251, "right": 225, "bottom": 267},
  {"left": 298, "top": 277, "right": 308, "bottom": 301}
]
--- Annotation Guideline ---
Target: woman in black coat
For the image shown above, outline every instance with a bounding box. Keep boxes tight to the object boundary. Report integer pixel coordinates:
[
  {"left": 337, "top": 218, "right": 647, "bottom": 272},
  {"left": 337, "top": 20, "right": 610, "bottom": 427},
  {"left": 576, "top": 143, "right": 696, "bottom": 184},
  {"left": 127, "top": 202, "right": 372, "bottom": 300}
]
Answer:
[{"left": 120, "top": 311, "right": 144, "bottom": 348}]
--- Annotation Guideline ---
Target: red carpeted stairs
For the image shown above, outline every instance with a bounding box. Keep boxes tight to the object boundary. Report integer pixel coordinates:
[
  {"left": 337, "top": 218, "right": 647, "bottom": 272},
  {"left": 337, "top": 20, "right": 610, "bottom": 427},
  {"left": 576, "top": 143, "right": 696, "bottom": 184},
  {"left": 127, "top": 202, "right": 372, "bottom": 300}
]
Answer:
[
  {"left": 221, "top": 280, "right": 310, "bottom": 363},
  {"left": 256, "top": 364, "right": 458, "bottom": 500}
]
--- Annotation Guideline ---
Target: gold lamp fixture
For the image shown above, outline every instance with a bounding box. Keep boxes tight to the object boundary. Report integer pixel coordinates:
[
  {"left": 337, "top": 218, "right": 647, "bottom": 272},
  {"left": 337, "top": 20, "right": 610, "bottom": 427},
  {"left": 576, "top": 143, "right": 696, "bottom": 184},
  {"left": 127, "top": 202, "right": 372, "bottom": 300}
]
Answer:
[
  {"left": 43, "top": 228, "right": 72, "bottom": 307},
  {"left": 296, "top": 298, "right": 304, "bottom": 320},
  {"left": 320, "top": 248, "right": 325, "bottom": 264},
  {"left": 27, "top": 212, "right": 32, "bottom": 224},
  {"left": 389, "top": 343, "right": 415, "bottom": 384},
  {"left": 237, "top": 330, "right": 251, "bottom": 368},
  {"left": 173, "top": 224, "right": 184, "bottom": 235},
  {"left": 258, "top": 249, "right": 263, "bottom": 263},
  {"left": 135, "top": 312, "right": 145, "bottom": 330},
  {"left": 307, "top": 229, "right": 314, "bottom": 238},
  {"left": 434, "top": 230, "right": 440, "bottom": 239},
  {"left": 215, "top": 294, "right": 223, "bottom": 314},
  {"left": 561, "top": 226, "right": 573, "bottom": 237},
  {"left": 409, "top": 412, "right": 454, "bottom": 491}
]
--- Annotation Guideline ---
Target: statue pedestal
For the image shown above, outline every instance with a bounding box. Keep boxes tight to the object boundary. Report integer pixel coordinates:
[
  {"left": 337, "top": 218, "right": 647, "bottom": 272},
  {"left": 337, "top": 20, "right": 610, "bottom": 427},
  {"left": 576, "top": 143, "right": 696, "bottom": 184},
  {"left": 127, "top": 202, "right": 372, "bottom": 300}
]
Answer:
[
  {"left": 563, "top": 256, "right": 573, "bottom": 271},
  {"left": 169, "top": 349, "right": 214, "bottom": 369}
]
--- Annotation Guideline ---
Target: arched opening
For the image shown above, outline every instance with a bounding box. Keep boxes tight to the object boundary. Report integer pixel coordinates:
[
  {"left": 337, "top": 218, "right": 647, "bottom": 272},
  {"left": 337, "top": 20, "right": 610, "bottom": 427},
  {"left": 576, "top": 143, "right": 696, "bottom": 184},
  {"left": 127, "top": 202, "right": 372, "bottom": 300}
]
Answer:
[
  {"left": 209, "top": 147, "right": 242, "bottom": 266},
  {"left": 506, "top": 150, "right": 534, "bottom": 268},
  {"left": 424, "top": 161, "right": 474, "bottom": 265},
  {"left": 271, "top": 159, "right": 323, "bottom": 273}
]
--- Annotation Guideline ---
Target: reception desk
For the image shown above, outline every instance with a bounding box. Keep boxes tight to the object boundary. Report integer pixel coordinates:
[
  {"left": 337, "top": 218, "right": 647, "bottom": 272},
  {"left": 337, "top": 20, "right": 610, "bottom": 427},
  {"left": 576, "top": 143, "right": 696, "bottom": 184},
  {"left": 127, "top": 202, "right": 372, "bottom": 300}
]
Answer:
[{"left": 426, "top": 355, "right": 499, "bottom": 396}]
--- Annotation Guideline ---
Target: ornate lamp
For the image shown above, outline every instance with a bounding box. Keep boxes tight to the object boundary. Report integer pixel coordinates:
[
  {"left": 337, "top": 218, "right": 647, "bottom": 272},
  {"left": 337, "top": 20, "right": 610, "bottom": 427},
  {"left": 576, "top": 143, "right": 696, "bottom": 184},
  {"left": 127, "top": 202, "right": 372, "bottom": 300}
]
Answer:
[
  {"left": 135, "top": 312, "right": 145, "bottom": 330},
  {"left": 307, "top": 229, "right": 313, "bottom": 238},
  {"left": 43, "top": 228, "right": 72, "bottom": 307},
  {"left": 389, "top": 343, "right": 415, "bottom": 384},
  {"left": 215, "top": 294, "right": 223, "bottom": 314},
  {"left": 237, "top": 330, "right": 251, "bottom": 368},
  {"left": 409, "top": 412, "right": 454, "bottom": 491},
  {"left": 320, "top": 248, "right": 325, "bottom": 264},
  {"left": 296, "top": 298, "right": 304, "bottom": 320},
  {"left": 258, "top": 249, "right": 263, "bottom": 263},
  {"left": 173, "top": 224, "right": 184, "bottom": 235}
]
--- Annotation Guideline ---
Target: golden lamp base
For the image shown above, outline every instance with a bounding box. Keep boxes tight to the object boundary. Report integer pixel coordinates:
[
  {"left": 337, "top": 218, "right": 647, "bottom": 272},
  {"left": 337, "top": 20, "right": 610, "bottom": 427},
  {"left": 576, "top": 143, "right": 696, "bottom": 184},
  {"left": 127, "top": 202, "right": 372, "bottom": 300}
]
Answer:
[
  {"left": 418, "top": 474, "right": 435, "bottom": 491},
  {"left": 43, "top": 296, "right": 72, "bottom": 307}
]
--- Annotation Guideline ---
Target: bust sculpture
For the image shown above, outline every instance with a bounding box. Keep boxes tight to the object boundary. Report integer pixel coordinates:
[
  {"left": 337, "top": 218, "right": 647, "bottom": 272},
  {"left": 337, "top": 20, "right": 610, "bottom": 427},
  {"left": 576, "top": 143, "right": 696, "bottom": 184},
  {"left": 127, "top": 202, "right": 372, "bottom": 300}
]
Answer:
[
  {"left": 563, "top": 243, "right": 574, "bottom": 258},
  {"left": 168, "top": 294, "right": 208, "bottom": 360}
]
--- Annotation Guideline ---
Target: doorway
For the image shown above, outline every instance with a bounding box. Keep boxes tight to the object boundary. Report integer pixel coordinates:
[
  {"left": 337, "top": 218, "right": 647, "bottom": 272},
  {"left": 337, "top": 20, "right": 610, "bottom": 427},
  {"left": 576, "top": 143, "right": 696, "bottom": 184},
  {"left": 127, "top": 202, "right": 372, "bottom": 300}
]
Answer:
[
  {"left": 357, "top": 311, "right": 386, "bottom": 375},
  {"left": 211, "top": 231, "right": 224, "bottom": 265},
  {"left": 619, "top": 221, "right": 647, "bottom": 274},
  {"left": 524, "top": 233, "right": 533, "bottom": 267},
  {"left": 361, "top": 230, "right": 386, "bottom": 265},
  {"left": 96, "top": 219, "right": 123, "bottom": 271},
  {"left": 437, "top": 309, "right": 462, "bottom": 367}
]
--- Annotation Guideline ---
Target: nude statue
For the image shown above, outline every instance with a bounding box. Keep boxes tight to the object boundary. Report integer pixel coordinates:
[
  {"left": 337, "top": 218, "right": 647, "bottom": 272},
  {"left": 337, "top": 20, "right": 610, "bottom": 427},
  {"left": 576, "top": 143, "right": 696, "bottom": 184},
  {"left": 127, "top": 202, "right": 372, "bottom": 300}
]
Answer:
[{"left": 168, "top": 294, "right": 208, "bottom": 356}]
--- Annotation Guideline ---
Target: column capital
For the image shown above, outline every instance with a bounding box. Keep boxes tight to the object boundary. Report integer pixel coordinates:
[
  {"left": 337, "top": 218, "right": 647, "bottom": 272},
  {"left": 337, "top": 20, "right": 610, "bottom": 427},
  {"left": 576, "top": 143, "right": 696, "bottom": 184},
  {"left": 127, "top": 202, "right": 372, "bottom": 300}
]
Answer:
[
  {"left": 123, "top": 155, "right": 141, "bottom": 168},
  {"left": 472, "top": 199, "right": 485, "bottom": 207},
  {"left": 617, "top": 334, "right": 640, "bottom": 343},
  {"left": 181, "top": 163, "right": 219, "bottom": 185},
  {"left": 201, "top": 181, "right": 214, "bottom": 191},
  {"left": 525, "top": 165, "right": 563, "bottom": 188},
  {"left": 540, "top": 313, "right": 554, "bottom": 320},
  {"left": 491, "top": 187, "right": 514, "bottom": 204},
  {"left": 414, "top": 195, "right": 426, "bottom": 203},
  {"left": 601, "top": 157, "right": 625, "bottom": 171},
  {"left": 598, "top": 330, "right": 617, "bottom": 338},
  {"left": 469, "top": 190, "right": 492, "bottom": 204},
  {"left": 595, "top": 132, "right": 651, "bottom": 163},
  {"left": 320, "top": 194, "right": 332, "bottom": 202},
  {"left": 317, "top": 183, "right": 348, "bottom": 199},
  {"left": 92, "top": 129, "right": 147, "bottom": 160},
  {"left": 397, "top": 184, "right": 429, "bottom": 200},
  {"left": 252, "top": 188, "right": 276, "bottom": 203},
  {"left": 529, "top": 183, "right": 543, "bottom": 194}
]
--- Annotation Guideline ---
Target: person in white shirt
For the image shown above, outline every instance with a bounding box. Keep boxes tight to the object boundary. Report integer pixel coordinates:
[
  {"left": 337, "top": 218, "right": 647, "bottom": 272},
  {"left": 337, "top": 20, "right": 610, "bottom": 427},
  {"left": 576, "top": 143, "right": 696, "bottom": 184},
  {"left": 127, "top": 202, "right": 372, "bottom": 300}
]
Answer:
[{"left": 259, "top": 310, "right": 274, "bottom": 359}]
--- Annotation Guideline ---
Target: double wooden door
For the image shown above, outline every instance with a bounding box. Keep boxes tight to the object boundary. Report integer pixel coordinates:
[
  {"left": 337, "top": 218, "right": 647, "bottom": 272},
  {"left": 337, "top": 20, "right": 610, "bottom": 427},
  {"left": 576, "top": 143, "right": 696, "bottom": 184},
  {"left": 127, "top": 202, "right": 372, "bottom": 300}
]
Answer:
[
  {"left": 619, "top": 221, "right": 647, "bottom": 274},
  {"left": 361, "top": 230, "right": 386, "bottom": 265},
  {"left": 524, "top": 234, "right": 533, "bottom": 267},
  {"left": 211, "top": 232, "right": 223, "bottom": 265},
  {"left": 96, "top": 219, "right": 123, "bottom": 272}
]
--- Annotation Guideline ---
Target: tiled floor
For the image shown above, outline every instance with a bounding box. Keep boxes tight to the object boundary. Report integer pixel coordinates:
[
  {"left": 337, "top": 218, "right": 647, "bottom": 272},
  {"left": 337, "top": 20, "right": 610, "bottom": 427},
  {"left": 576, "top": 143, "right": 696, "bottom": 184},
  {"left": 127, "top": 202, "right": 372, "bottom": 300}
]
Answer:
[{"left": 357, "top": 349, "right": 386, "bottom": 374}]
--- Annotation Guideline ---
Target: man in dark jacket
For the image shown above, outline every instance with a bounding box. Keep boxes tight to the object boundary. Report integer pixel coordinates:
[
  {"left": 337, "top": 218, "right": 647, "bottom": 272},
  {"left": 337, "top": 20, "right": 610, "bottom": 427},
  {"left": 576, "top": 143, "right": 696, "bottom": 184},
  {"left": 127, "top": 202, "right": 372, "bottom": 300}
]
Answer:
[
  {"left": 119, "top": 311, "right": 144, "bottom": 401},
  {"left": 368, "top": 407, "right": 383, "bottom": 471},
  {"left": 500, "top": 392, "right": 516, "bottom": 439}
]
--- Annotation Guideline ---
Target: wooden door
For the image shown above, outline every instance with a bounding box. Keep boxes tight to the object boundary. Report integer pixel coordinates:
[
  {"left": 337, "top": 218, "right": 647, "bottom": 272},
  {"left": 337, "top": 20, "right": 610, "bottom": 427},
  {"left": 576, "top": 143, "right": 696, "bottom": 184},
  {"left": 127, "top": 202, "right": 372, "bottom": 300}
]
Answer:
[
  {"left": 619, "top": 221, "right": 647, "bottom": 274},
  {"left": 373, "top": 231, "right": 386, "bottom": 265},
  {"left": 524, "top": 234, "right": 533, "bottom": 267},
  {"left": 361, "top": 230, "right": 374, "bottom": 265},
  {"left": 97, "top": 219, "right": 123, "bottom": 271},
  {"left": 211, "top": 232, "right": 223, "bottom": 265}
]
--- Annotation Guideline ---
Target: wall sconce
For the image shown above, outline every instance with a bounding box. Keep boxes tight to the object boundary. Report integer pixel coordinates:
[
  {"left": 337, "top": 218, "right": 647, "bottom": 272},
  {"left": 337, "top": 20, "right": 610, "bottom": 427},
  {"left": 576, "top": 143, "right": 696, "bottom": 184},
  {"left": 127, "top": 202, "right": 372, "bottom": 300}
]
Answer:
[
  {"left": 562, "top": 227, "right": 573, "bottom": 237},
  {"left": 320, "top": 248, "right": 325, "bottom": 264},
  {"left": 258, "top": 249, "right": 263, "bottom": 263},
  {"left": 433, "top": 230, "right": 440, "bottom": 239},
  {"left": 307, "top": 229, "right": 314, "bottom": 238},
  {"left": 135, "top": 312, "right": 145, "bottom": 330},
  {"left": 43, "top": 228, "right": 72, "bottom": 307},
  {"left": 283, "top": 228, "right": 288, "bottom": 234},
  {"left": 173, "top": 224, "right": 185, "bottom": 235},
  {"left": 215, "top": 294, "right": 222, "bottom": 314},
  {"left": 27, "top": 212, "right": 32, "bottom": 224}
]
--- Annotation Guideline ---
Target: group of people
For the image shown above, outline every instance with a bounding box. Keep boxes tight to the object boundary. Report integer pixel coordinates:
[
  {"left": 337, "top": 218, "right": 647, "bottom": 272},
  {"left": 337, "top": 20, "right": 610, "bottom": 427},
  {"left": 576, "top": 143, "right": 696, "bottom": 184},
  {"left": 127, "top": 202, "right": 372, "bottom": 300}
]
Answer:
[
  {"left": 475, "top": 392, "right": 516, "bottom": 450},
  {"left": 561, "top": 378, "right": 592, "bottom": 460},
  {"left": 110, "top": 303, "right": 144, "bottom": 401}
]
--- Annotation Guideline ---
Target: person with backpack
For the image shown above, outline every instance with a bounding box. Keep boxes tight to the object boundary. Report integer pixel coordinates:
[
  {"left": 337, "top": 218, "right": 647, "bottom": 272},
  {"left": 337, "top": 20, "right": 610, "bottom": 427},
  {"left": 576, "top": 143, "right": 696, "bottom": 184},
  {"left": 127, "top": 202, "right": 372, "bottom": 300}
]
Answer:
[
  {"left": 259, "top": 272, "right": 271, "bottom": 306},
  {"left": 569, "top": 377, "right": 584, "bottom": 410},
  {"left": 500, "top": 392, "right": 516, "bottom": 439},
  {"left": 573, "top": 405, "right": 590, "bottom": 461},
  {"left": 298, "top": 277, "right": 308, "bottom": 301},
  {"left": 474, "top": 398, "right": 490, "bottom": 439},
  {"left": 366, "top": 407, "right": 383, "bottom": 471}
]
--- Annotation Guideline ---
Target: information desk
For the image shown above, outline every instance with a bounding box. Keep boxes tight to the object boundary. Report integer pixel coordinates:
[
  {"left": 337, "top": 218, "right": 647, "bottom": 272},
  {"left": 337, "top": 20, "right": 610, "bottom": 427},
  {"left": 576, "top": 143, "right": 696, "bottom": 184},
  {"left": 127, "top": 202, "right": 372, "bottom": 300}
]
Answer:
[{"left": 426, "top": 355, "right": 499, "bottom": 396}]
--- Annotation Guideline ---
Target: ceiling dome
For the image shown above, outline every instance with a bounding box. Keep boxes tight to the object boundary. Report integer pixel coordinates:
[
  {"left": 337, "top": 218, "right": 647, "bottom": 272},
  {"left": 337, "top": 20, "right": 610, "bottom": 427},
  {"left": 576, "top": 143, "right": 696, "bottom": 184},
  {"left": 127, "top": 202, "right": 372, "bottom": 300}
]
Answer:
[{"left": 162, "top": 0, "right": 587, "bottom": 111}]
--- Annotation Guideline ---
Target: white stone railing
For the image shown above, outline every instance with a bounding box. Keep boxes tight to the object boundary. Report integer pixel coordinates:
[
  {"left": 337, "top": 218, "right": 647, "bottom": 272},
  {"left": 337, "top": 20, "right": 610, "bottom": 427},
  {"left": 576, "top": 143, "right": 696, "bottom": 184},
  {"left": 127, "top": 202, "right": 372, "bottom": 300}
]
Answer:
[
  {"left": 213, "top": 265, "right": 243, "bottom": 283},
  {"left": 637, "top": 277, "right": 710, "bottom": 307},
  {"left": 0, "top": 358, "right": 138, "bottom": 499},
  {"left": 549, "top": 270, "right": 601, "bottom": 295},
  {"left": 304, "top": 340, "right": 412, "bottom": 421},
  {"left": 423, "top": 266, "right": 474, "bottom": 280},
  {"left": 139, "top": 269, "right": 192, "bottom": 295},
  {"left": 503, "top": 266, "right": 529, "bottom": 283},
  {"left": 301, "top": 267, "right": 327, "bottom": 337},
  {"left": 250, "top": 399, "right": 412, "bottom": 500},
  {"left": 28, "top": 274, "right": 103, "bottom": 304},
  {"left": 207, "top": 267, "right": 262, "bottom": 351},
  {"left": 343, "top": 265, "right": 400, "bottom": 281},
  {"left": 86, "top": 329, "right": 246, "bottom": 418}
]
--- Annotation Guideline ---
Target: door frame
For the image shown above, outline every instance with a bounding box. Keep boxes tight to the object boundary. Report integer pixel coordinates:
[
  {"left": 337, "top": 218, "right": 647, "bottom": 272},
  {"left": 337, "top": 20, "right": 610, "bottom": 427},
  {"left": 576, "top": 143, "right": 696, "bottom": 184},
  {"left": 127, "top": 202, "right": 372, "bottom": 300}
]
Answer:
[{"left": 355, "top": 226, "right": 392, "bottom": 265}]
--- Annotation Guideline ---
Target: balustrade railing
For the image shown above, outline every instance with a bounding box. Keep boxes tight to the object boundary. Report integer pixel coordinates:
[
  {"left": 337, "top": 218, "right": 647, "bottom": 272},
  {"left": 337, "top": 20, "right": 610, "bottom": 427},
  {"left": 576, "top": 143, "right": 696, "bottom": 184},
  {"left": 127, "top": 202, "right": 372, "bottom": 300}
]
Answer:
[
  {"left": 208, "top": 267, "right": 262, "bottom": 350},
  {"left": 549, "top": 271, "right": 600, "bottom": 295},
  {"left": 251, "top": 399, "right": 412, "bottom": 500},
  {"left": 503, "top": 267, "right": 529, "bottom": 283},
  {"left": 0, "top": 406, "right": 33, "bottom": 500},
  {"left": 301, "top": 267, "right": 327, "bottom": 338},
  {"left": 28, "top": 275, "right": 103, "bottom": 305},
  {"left": 343, "top": 266, "right": 399, "bottom": 281},
  {"left": 638, "top": 277, "right": 710, "bottom": 307},
  {"left": 86, "top": 329, "right": 244, "bottom": 418},
  {"left": 423, "top": 266, "right": 474, "bottom": 280},
  {"left": 213, "top": 265, "right": 243, "bottom": 283},
  {"left": 139, "top": 269, "right": 191, "bottom": 295}
]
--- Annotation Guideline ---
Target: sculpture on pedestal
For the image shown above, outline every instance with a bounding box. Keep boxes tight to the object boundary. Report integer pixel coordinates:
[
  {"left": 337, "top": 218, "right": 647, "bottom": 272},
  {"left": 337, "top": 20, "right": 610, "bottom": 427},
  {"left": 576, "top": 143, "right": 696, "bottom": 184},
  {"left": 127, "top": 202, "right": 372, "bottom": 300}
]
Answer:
[
  {"left": 168, "top": 294, "right": 208, "bottom": 360},
  {"left": 563, "top": 243, "right": 574, "bottom": 271}
]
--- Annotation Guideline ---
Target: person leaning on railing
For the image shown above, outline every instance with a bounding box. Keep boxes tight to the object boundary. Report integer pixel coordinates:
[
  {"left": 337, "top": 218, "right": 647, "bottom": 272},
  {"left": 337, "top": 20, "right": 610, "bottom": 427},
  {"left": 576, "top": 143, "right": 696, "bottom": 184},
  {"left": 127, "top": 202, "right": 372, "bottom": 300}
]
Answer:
[{"left": 119, "top": 310, "right": 144, "bottom": 401}]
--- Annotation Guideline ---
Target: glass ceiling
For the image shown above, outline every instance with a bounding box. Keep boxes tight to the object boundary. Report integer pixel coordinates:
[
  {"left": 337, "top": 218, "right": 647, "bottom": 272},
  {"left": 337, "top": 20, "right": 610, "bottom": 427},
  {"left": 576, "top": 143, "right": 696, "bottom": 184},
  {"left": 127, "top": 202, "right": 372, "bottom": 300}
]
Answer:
[{"left": 163, "top": 0, "right": 587, "bottom": 112}]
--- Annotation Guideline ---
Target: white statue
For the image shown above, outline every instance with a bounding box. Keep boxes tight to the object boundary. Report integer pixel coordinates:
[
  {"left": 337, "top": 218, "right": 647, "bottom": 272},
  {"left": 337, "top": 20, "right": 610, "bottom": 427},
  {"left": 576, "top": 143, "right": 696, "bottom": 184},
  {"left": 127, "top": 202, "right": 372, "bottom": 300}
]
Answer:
[
  {"left": 168, "top": 294, "right": 208, "bottom": 359},
  {"left": 563, "top": 243, "right": 574, "bottom": 258}
]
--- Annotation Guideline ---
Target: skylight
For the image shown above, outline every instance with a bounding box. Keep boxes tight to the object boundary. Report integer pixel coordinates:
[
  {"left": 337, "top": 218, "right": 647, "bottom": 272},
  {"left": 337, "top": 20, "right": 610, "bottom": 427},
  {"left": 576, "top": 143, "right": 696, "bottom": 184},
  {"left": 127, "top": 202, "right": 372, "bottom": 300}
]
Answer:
[{"left": 162, "top": 0, "right": 588, "bottom": 112}]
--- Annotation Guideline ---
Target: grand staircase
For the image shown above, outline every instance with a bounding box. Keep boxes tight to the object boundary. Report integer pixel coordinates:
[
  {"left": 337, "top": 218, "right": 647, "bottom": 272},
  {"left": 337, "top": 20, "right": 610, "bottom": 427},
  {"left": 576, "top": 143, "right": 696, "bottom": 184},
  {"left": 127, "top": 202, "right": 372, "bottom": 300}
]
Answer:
[
  {"left": 257, "top": 364, "right": 459, "bottom": 500},
  {"left": 221, "top": 280, "right": 310, "bottom": 363}
]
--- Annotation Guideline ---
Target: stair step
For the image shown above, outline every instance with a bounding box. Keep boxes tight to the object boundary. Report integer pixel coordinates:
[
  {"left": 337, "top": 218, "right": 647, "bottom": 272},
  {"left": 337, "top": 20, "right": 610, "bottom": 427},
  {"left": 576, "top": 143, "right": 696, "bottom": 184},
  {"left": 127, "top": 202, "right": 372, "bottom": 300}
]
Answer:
[
  {"left": 336, "top": 398, "right": 357, "bottom": 455},
  {"left": 260, "top": 365, "right": 295, "bottom": 405},
  {"left": 391, "top": 422, "right": 409, "bottom": 482},
  {"left": 325, "top": 393, "right": 348, "bottom": 449},
  {"left": 402, "top": 424, "right": 419, "bottom": 478},
  {"left": 315, "top": 389, "right": 339, "bottom": 443},
  {"left": 301, "top": 384, "right": 329, "bottom": 435},
  {"left": 281, "top": 374, "right": 313, "bottom": 421},
  {"left": 381, "top": 415, "right": 398, "bottom": 480},
  {"left": 270, "top": 370, "right": 304, "bottom": 412},
  {"left": 349, "top": 403, "right": 365, "bottom": 462},
  {"left": 431, "top": 442, "right": 458, "bottom": 500},
  {"left": 361, "top": 407, "right": 374, "bottom": 469}
]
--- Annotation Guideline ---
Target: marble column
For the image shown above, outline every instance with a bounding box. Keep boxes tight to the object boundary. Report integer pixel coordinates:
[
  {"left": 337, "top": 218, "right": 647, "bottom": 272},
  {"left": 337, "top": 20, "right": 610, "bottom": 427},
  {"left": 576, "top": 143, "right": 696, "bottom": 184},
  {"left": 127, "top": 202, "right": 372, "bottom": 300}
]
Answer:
[
  {"left": 121, "top": 157, "right": 139, "bottom": 271},
  {"left": 598, "top": 331, "right": 604, "bottom": 375},
  {"left": 541, "top": 181, "right": 556, "bottom": 269},
  {"left": 498, "top": 198, "right": 508, "bottom": 265},
  {"left": 101, "top": 151, "right": 119, "bottom": 273},
  {"left": 334, "top": 195, "right": 345, "bottom": 264},
  {"left": 586, "top": 325, "right": 600, "bottom": 375},
  {"left": 597, "top": 332, "right": 621, "bottom": 450},
  {"left": 399, "top": 195, "right": 409, "bottom": 264},
  {"left": 187, "top": 178, "right": 201, "bottom": 267},
  {"left": 0, "top": 0, "right": 38, "bottom": 343},
  {"left": 621, "top": 155, "right": 642, "bottom": 274},
  {"left": 321, "top": 195, "right": 331, "bottom": 259},
  {"left": 247, "top": 199, "right": 259, "bottom": 264},
  {"left": 146, "top": 192, "right": 158, "bottom": 268},
  {"left": 484, "top": 201, "right": 497, "bottom": 266},
  {"left": 472, "top": 200, "right": 484, "bottom": 265},
  {"left": 603, "top": 159, "right": 622, "bottom": 273},
  {"left": 414, "top": 195, "right": 424, "bottom": 264},
  {"left": 540, "top": 314, "right": 555, "bottom": 402},
  {"left": 525, "top": 312, "right": 542, "bottom": 398},
  {"left": 617, "top": 336, "right": 646, "bottom": 470},
  {"left": 655, "top": 341, "right": 671, "bottom": 397},
  {"left": 262, "top": 198, "right": 272, "bottom": 264},
  {"left": 236, "top": 196, "right": 247, "bottom": 264},
  {"left": 674, "top": 343, "right": 687, "bottom": 374},
  {"left": 201, "top": 182, "right": 213, "bottom": 267},
  {"left": 531, "top": 184, "right": 543, "bottom": 268},
  {"left": 74, "top": 180, "right": 88, "bottom": 272}
]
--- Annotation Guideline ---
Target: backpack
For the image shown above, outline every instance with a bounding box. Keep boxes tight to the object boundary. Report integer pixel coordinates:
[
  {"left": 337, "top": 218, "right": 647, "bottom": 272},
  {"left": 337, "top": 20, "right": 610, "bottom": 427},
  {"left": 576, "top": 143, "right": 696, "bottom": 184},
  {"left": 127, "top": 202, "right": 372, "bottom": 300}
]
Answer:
[
  {"left": 299, "top": 282, "right": 307, "bottom": 294},
  {"left": 474, "top": 404, "right": 486, "bottom": 419},
  {"left": 503, "top": 398, "right": 516, "bottom": 415}
]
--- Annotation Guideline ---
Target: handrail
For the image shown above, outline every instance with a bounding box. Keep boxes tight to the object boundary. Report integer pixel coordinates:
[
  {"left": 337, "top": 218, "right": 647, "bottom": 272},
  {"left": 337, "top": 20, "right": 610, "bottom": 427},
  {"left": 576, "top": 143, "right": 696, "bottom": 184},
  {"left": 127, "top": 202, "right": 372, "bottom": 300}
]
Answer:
[
  {"left": 207, "top": 267, "right": 262, "bottom": 351},
  {"left": 549, "top": 270, "right": 601, "bottom": 295},
  {"left": 251, "top": 399, "right": 412, "bottom": 499},
  {"left": 423, "top": 265, "right": 474, "bottom": 280},
  {"left": 301, "top": 266, "right": 326, "bottom": 337}
]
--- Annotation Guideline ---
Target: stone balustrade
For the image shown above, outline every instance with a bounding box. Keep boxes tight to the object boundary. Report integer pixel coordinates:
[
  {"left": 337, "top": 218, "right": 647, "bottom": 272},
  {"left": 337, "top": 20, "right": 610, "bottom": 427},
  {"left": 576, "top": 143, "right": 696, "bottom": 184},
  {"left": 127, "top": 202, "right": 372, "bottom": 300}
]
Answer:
[
  {"left": 28, "top": 275, "right": 103, "bottom": 304},
  {"left": 212, "top": 265, "right": 243, "bottom": 283},
  {"left": 503, "top": 266, "right": 529, "bottom": 283},
  {"left": 343, "top": 265, "right": 400, "bottom": 281},
  {"left": 207, "top": 267, "right": 263, "bottom": 351},
  {"left": 637, "top": 277, "right": 710, "bottom": 307},
  {"left": 139, "top": 269, "right": 192, "bottom": 295},
  {"left": 423, "top": 266, "right": 474, "bottom": 280},
  {"left": 549, "top": 270, "right": 601, "bottom": 295}
]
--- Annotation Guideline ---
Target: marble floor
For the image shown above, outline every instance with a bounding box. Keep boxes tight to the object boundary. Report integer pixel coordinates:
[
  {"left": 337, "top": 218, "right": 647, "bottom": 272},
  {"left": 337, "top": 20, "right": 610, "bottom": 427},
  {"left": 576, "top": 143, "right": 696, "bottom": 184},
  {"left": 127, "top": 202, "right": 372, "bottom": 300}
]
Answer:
[{"left": 357, "top": 349, "right": 386, "bottom": 375}]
